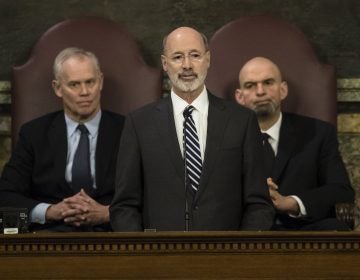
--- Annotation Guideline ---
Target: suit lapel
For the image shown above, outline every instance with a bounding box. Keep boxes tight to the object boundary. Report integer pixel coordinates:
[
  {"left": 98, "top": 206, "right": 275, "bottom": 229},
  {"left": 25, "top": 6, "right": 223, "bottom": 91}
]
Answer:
[
  {"left": 95, "top": 112, "right": 120, "bottom": 191},
  {"left": 48, "top": 112, "right": 69, "bottom": 191},
  {"left": 153, "top": 94, "right": 228, "bottom": 199},
  {"left": 272, "top": 114, "right": 297, "bottom": 181},
  {"left": 196, "top": 93, "right": 228, "bottom": 200},
  {"left": 154, "top": 98, "right": 185, "bottom": 182}
]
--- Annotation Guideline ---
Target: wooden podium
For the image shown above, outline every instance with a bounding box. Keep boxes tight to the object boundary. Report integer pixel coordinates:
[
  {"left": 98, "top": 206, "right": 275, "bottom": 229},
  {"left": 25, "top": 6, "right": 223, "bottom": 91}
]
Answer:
[{"left": 1, "top": 231, "right": 360, "bottom": 279}]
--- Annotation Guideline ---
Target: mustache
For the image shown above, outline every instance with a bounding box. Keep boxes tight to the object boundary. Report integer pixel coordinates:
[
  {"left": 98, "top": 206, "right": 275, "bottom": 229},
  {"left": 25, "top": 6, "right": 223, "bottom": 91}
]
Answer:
[
  {"left": 254, "top": 98, "right": 272, "bottom": 105},
  {"left": 178, "top": 71, "right": 198, "bottom": 78}
]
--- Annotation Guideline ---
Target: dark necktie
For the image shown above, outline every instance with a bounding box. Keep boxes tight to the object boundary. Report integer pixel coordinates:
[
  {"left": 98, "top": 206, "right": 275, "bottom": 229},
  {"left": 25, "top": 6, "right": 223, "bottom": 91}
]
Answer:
[
  {"left": 262, "top": 133, "right": 275, "bottom": 176},
  {"left": 183, "top": 105, "right": 202, "bottom": 192},
  {"left": 72, "top": 124, "right": 93, "bottom": 193}
]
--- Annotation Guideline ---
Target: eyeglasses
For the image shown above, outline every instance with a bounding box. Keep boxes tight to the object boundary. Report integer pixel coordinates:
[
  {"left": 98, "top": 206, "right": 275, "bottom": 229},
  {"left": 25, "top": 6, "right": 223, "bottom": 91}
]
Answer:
[{"left": 165, "top": 51, "right": 208, "bottom": 64}]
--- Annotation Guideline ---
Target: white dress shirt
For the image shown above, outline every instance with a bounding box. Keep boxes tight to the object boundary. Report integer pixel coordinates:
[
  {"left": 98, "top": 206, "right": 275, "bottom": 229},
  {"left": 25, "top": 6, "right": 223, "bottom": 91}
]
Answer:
[
  {"left": 64, "top": 110, "right": 101, "bottom": 187},
  {"left": 30, "top": 110, "right": 101, "bottom": 224},
  {"left": 171, "top": 87, "right": 209, "bottom": 161}
]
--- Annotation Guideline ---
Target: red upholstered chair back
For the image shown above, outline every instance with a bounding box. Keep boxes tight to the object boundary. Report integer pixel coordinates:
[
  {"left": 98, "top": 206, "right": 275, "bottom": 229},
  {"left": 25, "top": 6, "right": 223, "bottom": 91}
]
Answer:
[
  {"left": 12, "top": 16, "right": 162, "bottom": 144},
  {"left": 206, "top": 15, "right": 337, "bottom": 126}
]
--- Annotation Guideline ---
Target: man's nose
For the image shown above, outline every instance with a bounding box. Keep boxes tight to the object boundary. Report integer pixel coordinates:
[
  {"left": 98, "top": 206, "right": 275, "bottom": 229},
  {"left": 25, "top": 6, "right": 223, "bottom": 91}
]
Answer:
[
  {"left": 256, "top": 83, "right": 265, "bottom": 95},
  {"left": 182, "top": 55, "right": 193, "bottom": 69},
  {"left": 80, "top": 83, "right": 89, "bottom": 95}
]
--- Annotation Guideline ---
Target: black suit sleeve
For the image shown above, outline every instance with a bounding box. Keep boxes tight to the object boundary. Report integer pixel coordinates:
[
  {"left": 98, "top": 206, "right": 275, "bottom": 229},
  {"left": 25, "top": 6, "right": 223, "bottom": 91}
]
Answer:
[
  {"left": 298, "top": 123, "right": 354, "bottom": 220},
  {"left": 240, "top": 112, "right": 275, "bottom": 230},
  {"left": 0, "top": 125, "right": 40, "bottom": 210},
  {"left": 110, "top": 115, "right": 144, "bottom": 231}
]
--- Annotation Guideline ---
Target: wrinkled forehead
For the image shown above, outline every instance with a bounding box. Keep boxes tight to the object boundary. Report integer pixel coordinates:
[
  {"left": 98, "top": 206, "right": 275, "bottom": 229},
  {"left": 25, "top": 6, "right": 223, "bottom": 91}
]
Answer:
[
  {"left": 60, "top": 58, "right": 100, "bottom": 81},
  {"left": 164, "top": 31, "right": 206, "bottom": 55},
  {"left": 62, "top": 55, "right": 95, "bottom": 69},
  {"left": 240, "top": 60, "right": 282, "bottom": 84}
]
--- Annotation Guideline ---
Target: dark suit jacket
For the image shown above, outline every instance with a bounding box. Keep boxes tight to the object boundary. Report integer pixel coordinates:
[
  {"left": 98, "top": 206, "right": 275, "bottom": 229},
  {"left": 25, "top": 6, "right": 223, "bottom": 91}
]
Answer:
[
  {"left": 110, "top": 93, "right": 275, "bottom": 231},
  {"left": 0, "top": 110, "right": 124, "bottom": 231},
  {"left": 272, "top": 113, "right": 354, "bottom": 226}
]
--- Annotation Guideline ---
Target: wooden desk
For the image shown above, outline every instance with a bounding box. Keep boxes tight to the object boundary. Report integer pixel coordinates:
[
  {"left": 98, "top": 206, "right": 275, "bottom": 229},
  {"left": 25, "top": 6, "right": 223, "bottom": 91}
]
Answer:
[{"left": 1, "top": 231, "right": 360, "bottom": 279}]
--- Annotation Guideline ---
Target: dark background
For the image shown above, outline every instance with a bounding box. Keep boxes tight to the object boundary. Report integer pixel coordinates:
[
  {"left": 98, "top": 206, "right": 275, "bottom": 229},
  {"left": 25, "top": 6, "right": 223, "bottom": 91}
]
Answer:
[{"left": 1, "top": 0, "right": 360, "bottom": 80}]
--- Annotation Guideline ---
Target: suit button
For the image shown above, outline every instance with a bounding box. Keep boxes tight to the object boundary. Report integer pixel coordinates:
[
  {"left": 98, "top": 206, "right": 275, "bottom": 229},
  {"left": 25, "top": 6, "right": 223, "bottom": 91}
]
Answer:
[{"left": 194, "top": 206, "right": 199, "bottom": 210}]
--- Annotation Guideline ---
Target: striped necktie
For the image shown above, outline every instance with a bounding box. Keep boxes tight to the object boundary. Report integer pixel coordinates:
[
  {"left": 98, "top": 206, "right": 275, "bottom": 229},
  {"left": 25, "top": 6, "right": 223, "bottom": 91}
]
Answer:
[{"left": 183, "top": 105, "right": 202, "bottom": 192}]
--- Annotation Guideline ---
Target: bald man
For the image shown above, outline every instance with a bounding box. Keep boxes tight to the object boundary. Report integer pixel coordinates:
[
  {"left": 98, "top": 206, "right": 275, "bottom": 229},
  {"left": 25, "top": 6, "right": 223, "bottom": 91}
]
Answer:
[
  {"left": 110, "top": 28, "right": 274, "bottom": 231},
  {"left": 235, "top": 57, "right": 354, "bottom": 230}
]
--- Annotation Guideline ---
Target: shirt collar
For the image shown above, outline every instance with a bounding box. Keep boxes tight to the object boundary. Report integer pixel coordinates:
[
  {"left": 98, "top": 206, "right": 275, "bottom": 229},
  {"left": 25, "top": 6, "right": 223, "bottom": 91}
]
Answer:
[
  {"left": 171, "top": 87, "right": 209, "bottom": 116},
  {"left": 65, "top": 110, "right": 102, "bottom": 137},
  {"left": 262, "top": 112, "right": 282, "bottom": 142}
]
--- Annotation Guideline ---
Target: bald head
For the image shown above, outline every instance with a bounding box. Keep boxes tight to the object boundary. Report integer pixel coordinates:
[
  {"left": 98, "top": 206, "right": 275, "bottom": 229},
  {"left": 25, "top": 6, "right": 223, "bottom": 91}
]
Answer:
[
  {"left": 162, "top": 27, "right": 208, "bottom": 55},
  {"left": 235, "top": 57, "right": 288, "bottom": 129},
  {"left": 239, "top": 57, "right": 283, "bottom": 87},
  {"left": 161, "top": 26, "right": 211, "bottom": 102}
]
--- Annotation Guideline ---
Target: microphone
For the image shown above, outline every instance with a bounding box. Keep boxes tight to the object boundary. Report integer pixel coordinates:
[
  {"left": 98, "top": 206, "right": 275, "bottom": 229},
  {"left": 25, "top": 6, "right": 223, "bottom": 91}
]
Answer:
[
  {"left": 184, "top": 175, "right": 190, "bottom": 232},
  {"left": 183, "top": 107, "right": 191, "bottom": 231}
]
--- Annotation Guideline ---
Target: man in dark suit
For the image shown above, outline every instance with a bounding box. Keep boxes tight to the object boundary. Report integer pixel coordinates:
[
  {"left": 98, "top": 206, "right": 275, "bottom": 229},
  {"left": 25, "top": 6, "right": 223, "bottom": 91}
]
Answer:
[
  {"left": 235, "top": 56, "right": 354, "bottom": 230},
  {"left": 110, "top": 27, "right": 274, "bottom": 231},
  {"left": 0, "top": 47, "right": 124, "bottom": 232}
]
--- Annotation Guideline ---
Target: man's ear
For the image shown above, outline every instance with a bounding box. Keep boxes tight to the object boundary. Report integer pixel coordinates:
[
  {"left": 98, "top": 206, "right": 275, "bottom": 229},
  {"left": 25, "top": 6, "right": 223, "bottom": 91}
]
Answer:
[
  {"left": 280, "top": 81, "right": 288, "bottom": 101},
  {"left": 235, "top": 88, "right": 245, "bottom": 105},
  {"left": 98, "top": 72, "right": 104, "bottom": 91},
  {"left": 205, "top": 50, "right": 210, "bottom": 69},
  {"left": 52, "top": 80, "right": 62, "bottom": 98},
  {"left": 161, "top": 55, "right": 168, "bottom": 72}
]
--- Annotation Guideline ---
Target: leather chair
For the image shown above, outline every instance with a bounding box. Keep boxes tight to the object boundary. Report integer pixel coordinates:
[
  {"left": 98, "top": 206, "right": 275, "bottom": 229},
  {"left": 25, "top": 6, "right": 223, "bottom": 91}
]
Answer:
[
  {"left": 206, "top": 15, "right": 354, "bottom": 228},
  {"left": 206, "top": 15, "right": 337, "bottom": 126},
  {"left": 12, "top": 16, "right": 162, "bottom": 145}
]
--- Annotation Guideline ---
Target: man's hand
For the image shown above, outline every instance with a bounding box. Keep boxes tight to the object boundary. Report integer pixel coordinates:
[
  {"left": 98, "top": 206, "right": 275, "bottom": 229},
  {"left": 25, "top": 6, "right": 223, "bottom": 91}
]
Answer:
[
  {"left": 45, "top": 200, "right": 75, "bottom": 222},
  {"left": 62, "top": 189, "right": 109, "bottom": 226},
  {"left": 267, "top": 178, "right": 300, "bottom": 216},
  {"left": 45, "top": 189, "right": 109, "bottom": 227}
]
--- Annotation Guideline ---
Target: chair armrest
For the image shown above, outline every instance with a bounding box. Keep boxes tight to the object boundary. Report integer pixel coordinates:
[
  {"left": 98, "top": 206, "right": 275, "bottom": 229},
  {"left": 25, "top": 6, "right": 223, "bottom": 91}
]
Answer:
[{"left": 335, "top": 202, "right": 355, "bottom": 230}]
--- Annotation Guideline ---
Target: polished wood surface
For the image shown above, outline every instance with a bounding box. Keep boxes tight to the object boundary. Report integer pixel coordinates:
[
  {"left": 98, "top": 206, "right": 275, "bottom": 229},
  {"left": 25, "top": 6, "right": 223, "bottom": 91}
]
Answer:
[{"left": 1, "top": 231, "right": 360, "bottom": 279}]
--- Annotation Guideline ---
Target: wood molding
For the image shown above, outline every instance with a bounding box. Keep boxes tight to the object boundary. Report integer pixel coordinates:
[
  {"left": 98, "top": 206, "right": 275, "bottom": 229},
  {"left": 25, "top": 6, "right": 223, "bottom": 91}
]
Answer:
[
  {"left": 1, "top": 231, "right": 360, "bottom": 279},
  {"left": 2, "top": 231, "right": 360, "bottom": 255},
  {"left": 0, "top": 81, "right": 10, "bottom": 105},
  {"left": 0, "top": 81, "right": 10, "bottom": 92},
  {"left": 338, "top": 78, "right": 360, "bottom": 102}
]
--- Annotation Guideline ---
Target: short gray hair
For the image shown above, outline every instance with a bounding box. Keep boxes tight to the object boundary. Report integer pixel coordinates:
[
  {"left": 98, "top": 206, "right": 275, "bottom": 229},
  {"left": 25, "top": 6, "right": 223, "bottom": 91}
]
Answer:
[{"left": 53, "top": 47, "right": 101, "bottom": 80}]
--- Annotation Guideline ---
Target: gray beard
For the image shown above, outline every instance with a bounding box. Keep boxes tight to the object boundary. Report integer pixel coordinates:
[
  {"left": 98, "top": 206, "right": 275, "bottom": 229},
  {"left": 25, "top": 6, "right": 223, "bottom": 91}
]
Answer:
[
  {"left": 254, "top": 103, "right": 276, "bottom": 118},
  {"left": 170, "top": 71, "right": 207, "bottom": 93}
]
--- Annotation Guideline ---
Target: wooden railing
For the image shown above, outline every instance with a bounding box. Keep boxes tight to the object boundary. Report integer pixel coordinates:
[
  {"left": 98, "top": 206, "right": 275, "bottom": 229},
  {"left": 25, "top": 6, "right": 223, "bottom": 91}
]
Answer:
[{"left": 1, "top": 231, "right": 360, "bottom": 279}]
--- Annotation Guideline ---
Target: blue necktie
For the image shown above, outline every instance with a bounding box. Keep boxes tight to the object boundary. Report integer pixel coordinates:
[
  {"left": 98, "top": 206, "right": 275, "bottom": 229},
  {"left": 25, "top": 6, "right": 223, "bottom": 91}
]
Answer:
[
  {"left": 183, "top": 105, "right": 202, "bottom": 192},
  {"left": 72, "top": 124, "right": 93, "bottom": 193}
]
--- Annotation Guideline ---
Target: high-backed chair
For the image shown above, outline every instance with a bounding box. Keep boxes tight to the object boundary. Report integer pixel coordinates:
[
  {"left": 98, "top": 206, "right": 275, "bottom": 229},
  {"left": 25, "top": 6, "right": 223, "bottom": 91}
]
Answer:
[
  {"left": 206, "top": 15, "right": 356, "bottom": 228},
  {"left": 12, "top": 16, "right": 162, "bottom": 145},
  {"left": 206, "top": 15, "right": 337, "bottom": 126}
]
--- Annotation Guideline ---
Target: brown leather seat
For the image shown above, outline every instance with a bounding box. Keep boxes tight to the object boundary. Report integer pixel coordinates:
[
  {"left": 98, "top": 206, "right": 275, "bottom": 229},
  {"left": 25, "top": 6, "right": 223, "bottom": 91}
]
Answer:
[
  {"left": 12, "top": 16, "right": 162, "bottom": 144},
  {"left": 206, "top": 15, "right": 337, "bottom": 126}
]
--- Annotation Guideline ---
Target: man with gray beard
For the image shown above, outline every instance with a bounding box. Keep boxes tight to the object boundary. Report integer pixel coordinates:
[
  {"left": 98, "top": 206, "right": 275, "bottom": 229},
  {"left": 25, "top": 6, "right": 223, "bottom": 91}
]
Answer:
[{"left": 110, "top": 27, "right": 274, "bottom": 231}]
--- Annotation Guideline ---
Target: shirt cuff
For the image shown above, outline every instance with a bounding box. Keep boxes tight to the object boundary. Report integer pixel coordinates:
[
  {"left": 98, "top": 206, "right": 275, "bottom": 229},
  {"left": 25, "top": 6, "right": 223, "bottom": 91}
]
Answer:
[
  {"left": 289, "top": 195, "right": 307, "bottom": 218},
  {"left": 30, "top": 203, "right": 51, "bottom": 224}
]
